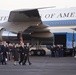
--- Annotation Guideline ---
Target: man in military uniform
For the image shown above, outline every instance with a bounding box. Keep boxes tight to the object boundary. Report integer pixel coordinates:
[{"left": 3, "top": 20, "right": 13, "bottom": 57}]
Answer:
[
  {"left": 19, "top": 42, "right": 25, "bottom": 65},
  {"left": 22, "top": 42, "right": 31, "bottom": 65}
]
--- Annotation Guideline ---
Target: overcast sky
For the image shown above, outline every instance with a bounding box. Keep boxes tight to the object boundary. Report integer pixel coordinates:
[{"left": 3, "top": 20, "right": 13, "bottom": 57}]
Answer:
[{"left": 0, "top": 0, "right": 76, "bottom": 10}]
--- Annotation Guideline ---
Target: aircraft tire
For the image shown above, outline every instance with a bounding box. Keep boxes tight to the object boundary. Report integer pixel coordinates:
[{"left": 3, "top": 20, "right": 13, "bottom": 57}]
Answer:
[
  {"left": 30, "top": 50, "right": 37, "bottom": 56},
  {"left": 36, "top": 50, "right": 42, "bottom": 56},
  {"left": 41, "top": 50, "right": 46, "bottom": 56}
]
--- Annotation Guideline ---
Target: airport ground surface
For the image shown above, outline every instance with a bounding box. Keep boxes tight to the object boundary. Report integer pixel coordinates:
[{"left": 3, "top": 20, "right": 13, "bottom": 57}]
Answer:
[{"left": 0, "top": 56, "right": 76, "bottom": 75}]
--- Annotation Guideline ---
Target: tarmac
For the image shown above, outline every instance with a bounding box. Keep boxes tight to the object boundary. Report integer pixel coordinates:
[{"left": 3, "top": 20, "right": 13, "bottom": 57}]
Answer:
[{"left": 0, "top": 56, "right": 76, "bottom": 75}]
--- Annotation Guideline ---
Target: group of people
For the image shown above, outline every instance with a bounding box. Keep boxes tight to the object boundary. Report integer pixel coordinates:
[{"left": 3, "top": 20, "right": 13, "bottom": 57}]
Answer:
[
  {"left": 50, "top": 44, "right": 76, "bottom": 57},
  {"left": 0, "top": 41, "right": 31, "bottom": 66},
  {"left": 50, "top": 45, "right": 65, "bottom": 57}
]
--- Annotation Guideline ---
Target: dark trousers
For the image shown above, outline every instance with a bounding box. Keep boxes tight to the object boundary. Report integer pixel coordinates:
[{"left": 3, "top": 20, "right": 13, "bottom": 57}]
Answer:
[
  {"left": 19, "top": 54, "right": 24, "bottom": 64},
  {"left": 23, "top": 54, "right": 31, "bottom": 65},
  {"left": 2, "top": 55, "right": 6, "bottom": 65},
  {"left": 0, "top": 54, "right": 2, "bottom": 63}
]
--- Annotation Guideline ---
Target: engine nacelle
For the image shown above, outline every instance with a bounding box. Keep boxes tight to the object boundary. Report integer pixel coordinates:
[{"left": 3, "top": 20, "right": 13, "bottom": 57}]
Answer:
[
  {"left": 2, "top": 30, "right": 17, "bottom": 43},
  {"left": 0, "top": 28, "right": 5, "bottom": 41}
]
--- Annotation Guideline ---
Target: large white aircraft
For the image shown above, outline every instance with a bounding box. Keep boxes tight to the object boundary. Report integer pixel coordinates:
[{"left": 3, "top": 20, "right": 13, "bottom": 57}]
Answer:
[{"left": 0, "top": 7, "right": 76, "bottom": 41}]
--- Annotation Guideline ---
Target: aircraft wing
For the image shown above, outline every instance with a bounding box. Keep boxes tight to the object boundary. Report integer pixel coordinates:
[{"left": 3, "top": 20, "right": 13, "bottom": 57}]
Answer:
[
  {"left": 8, "top": 9, "right": 41, "bottom": 22},
  {"left": 1, "top": 9, "right": 42, "bottom": 33}
]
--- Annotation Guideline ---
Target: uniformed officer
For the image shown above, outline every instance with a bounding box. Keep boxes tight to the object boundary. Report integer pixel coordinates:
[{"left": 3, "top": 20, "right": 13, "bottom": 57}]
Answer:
[
  {"left": 22, "top": 43, "right": 31, "bottom": 65},
  {"left": 19, "top": 42, "right": 25, "bottom": 65}
]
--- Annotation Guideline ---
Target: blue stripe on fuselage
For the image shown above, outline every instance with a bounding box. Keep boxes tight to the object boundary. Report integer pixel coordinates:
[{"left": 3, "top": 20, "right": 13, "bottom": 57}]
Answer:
[{"left": 42, "top": 19, "right": 76, "bottom": 26}]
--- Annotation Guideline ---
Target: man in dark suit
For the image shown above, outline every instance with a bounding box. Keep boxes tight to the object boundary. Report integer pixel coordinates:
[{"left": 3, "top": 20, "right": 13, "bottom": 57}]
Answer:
[
  {"left": 1, "top": 41, "right": 8, "bottom": 65},
  {"left": 22, "top": 42, "right": 31, "bottom": 65},
  {"left": 19, "top": 42, "right": 25, "bottom": 65},
  {"left": 0, "top": 44, "right": 2, "bottom": 63}
]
